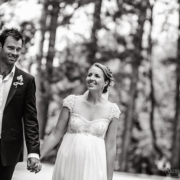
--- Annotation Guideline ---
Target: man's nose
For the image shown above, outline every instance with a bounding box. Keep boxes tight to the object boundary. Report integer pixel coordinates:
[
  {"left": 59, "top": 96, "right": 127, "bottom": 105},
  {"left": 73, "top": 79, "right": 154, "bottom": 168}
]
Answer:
[{"left": 12, "top": 49, "right": 18, "bottom": 56}]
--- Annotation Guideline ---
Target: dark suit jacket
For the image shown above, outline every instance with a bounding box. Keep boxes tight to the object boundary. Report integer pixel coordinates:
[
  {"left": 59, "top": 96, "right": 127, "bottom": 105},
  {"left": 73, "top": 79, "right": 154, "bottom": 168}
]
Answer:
[{"left": 1, "top": 66, "right": 40, "bottom": 166}]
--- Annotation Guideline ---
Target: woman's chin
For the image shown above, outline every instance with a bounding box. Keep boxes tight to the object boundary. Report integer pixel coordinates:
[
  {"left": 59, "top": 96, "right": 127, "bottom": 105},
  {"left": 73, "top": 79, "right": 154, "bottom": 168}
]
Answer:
[
  {"left": 87, "top": 88, "right": 100, "bottom": 93},
  {"left": 87, "top": 86, "right": 95, "bottom": 90}
]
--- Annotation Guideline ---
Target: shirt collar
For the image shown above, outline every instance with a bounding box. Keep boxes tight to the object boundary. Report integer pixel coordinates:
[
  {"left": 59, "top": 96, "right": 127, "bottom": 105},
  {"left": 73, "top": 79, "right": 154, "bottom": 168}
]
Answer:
[
  {"left": 3, "top": 66, "right": 16, "bottom": 81},
  {"left": 11, "top": 65, "right": 16, "bottom": 77}
]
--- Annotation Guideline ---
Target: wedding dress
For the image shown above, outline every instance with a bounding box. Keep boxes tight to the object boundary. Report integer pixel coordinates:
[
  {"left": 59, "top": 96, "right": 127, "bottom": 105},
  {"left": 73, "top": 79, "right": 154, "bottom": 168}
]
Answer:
[{"left": 52, "top": 94, "right": 120, "bottom": 180}]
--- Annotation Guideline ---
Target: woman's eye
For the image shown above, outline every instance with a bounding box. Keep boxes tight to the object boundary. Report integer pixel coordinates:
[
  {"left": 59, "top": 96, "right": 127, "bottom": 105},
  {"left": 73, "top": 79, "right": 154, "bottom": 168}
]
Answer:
[{"left": 95, "top": 74, "right": 100, "bottom": 78}]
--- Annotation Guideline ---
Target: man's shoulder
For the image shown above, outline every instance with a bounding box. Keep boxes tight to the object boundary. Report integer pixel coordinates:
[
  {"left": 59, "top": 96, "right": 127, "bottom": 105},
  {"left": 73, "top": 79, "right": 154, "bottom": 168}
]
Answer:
[{"left": 16, "top": 67, "right": 34, "bottom": 80}]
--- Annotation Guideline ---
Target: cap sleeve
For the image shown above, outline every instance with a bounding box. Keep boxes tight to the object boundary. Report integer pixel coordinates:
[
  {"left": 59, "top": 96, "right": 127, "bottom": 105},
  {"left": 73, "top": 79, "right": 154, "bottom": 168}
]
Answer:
[
  {"left": 109, "top": 103, "right": 121, "bottom": 120},
  {"left": 63, "top": 95, "right": 75, "bottom": 113}
]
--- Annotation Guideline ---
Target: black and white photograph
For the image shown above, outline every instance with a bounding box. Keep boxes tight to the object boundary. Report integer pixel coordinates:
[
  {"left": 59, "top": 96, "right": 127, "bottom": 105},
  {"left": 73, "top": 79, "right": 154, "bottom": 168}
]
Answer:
[{"left": 0, "top": 0, "right": 180, "bottom": 180}]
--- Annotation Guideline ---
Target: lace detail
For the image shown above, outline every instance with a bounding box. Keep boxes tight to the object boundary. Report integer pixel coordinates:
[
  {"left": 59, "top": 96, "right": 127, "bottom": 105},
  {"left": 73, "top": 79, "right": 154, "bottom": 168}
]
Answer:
[
  {"left": 66, "top": 113, "right": 110, "bottom": 139},
  {"left": 109, "top": 103, "right": 121, "bottom": 120},
  {"left": 63, "top": 95, "right": 75, "bottom": 113}
]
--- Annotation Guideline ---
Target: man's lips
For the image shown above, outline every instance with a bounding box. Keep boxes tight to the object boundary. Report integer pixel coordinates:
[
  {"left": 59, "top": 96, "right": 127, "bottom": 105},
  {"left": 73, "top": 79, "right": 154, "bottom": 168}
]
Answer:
[
  {"left": 8, "top": 54, "right": 18, "bottom": 60},
  {"left": 9, "top": 56, "right": 18, "bottom": 61},
  {"left": 9, "top": 59, "right": 16, "bottom": 62}
]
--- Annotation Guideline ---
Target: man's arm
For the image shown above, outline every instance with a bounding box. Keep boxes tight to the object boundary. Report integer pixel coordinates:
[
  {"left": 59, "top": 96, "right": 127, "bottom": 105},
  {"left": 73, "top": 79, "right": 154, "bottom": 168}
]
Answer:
[{"left": 23, "top": 77, "right": 40, "bottom": 173}]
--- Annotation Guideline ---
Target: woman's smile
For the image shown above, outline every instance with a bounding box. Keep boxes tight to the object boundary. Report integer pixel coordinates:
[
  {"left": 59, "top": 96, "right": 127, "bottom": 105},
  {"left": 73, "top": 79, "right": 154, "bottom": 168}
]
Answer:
[{"left": 88, "top": 81, "right": 97, "bottom": 85}]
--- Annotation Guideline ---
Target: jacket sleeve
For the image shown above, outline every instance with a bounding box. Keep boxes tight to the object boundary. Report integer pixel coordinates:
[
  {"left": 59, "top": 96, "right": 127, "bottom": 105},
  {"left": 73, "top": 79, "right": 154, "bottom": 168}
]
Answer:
[{"left": 23, "top": 77, "right": 40, "bottom": 155}]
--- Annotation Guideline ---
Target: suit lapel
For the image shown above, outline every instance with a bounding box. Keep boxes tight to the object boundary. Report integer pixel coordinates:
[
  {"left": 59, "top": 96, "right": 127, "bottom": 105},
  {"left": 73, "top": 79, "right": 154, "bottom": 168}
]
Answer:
[{"left": 5, "top": 66, "right": 19, "bottom": 109}]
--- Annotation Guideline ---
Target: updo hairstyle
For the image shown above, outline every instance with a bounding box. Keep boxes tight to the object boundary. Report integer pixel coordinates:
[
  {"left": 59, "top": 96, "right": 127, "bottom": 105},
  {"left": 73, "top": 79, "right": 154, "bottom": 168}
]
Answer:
[{"left": 91, "top": 63, "right": 114, "bottom": 93}]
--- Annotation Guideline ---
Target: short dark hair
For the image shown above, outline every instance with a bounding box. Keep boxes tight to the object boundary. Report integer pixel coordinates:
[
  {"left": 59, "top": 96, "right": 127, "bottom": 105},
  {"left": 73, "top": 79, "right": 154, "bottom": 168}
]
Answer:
[{"left": 0, "top": 28, "right": 23, "bottom": 47}]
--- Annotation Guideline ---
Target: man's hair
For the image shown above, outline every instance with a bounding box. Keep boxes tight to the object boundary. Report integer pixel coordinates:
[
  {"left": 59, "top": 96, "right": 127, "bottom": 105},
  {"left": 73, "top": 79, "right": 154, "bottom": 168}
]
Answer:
[{"left": 0, "top": 28, "right": 23, "bottom": 47}]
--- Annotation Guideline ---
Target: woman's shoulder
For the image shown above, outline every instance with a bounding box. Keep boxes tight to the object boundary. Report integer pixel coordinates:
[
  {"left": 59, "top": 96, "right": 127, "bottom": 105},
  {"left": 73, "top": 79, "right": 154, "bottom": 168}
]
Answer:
[
  {"left": 111, "top": 102, "right": 120, "bottom": 110},
  {"left": 73, "top": 95, "right": 84, "bottom": 103},
  {"left": 109, "top": 102, "right": 121, "bottom": 120},
  {"left": 100, "top": 99, "right": 112, "bottom": 108},
  {"left": 74, "top": 94, "right": 83, "bottom": 98},
  {"left": 63, "top": 94, "right": 75, "bottom": 101},
  {"left": 63, "top": 94, "right": 83, "bottom": 106},
  {"left": 101, "top": 99, "right": 116, "bottom": 107},
  {"left": 62, "top": 95, "right": 76, "bottom": 112}
]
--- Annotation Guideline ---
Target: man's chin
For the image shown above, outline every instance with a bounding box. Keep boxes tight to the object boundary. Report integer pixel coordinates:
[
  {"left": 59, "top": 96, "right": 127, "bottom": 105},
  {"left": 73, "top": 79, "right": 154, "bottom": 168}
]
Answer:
[{"left": 8, "top": 60, "right": 17, "bottom": 65}]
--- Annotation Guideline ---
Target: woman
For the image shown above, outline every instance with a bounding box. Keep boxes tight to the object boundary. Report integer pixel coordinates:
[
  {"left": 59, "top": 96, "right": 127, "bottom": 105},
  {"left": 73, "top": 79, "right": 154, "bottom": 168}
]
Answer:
[{"left": 39, "top": 63, "right": 121, "bottom": 180}]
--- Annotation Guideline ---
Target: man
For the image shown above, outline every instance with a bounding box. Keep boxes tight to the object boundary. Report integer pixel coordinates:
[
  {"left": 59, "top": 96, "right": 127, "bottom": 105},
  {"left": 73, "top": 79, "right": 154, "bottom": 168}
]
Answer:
[{"left": 0, "top": 28, "right": 41, "bottom": 179}]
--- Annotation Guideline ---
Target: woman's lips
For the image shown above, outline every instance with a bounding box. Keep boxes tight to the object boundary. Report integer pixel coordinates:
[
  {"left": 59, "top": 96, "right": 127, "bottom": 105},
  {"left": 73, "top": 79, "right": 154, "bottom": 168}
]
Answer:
[{"left": 88, "top": 81, "right": 96, "bottom": 85}]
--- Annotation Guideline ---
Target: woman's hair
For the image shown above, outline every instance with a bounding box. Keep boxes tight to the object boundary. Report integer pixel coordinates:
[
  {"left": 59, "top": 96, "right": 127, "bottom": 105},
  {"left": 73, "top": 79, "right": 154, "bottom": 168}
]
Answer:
[
  {"left": 0, "top": 28, "right": 23, "bottom": 47},
  {"left": 91, "top": 63, "right": 114, "bottom": 93}
]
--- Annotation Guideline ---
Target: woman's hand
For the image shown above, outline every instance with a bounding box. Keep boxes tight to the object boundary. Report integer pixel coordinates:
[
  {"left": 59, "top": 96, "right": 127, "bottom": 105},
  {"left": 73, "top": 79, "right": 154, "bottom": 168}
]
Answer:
[{"left": 35, "top": 161, "right": 42, "bottom": 174}]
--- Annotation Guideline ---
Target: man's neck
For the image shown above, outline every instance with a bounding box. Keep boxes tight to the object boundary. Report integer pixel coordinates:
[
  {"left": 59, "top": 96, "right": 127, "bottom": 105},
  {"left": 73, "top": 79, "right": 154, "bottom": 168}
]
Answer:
[{"left": 0, "top": 61, "right": 14, "bottom": 79}]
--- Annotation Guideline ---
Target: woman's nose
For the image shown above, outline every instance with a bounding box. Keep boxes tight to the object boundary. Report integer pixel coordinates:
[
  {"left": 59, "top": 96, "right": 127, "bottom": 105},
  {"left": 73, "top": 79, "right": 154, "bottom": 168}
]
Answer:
[{"left": 90, "top": 75, "right": 95, "bottom": 80}]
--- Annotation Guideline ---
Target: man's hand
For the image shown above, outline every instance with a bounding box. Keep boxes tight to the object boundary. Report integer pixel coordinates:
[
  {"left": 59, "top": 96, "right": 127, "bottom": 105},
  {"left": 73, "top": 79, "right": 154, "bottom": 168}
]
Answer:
[{"left": 27, "top": 157, "right": 41, "bottom": 173}]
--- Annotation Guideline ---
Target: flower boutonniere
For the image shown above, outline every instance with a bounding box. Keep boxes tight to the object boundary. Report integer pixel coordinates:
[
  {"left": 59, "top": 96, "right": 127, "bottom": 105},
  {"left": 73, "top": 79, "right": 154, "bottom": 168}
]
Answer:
[{"left": 13, "top": 75, "right": 24, "bottom": 88}]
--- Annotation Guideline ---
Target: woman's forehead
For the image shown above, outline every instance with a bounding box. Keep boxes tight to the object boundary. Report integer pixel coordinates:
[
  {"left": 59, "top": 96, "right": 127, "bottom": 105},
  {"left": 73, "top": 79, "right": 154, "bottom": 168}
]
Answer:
[{"left": 88, "top": 66, "right": 104, "bottom": 75}]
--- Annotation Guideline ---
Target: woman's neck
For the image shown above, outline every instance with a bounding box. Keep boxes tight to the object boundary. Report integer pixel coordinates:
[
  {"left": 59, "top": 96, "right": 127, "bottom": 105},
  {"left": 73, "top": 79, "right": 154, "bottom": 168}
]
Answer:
[{"left": 86, "top": 90, "right": 102, "bottom": 105}]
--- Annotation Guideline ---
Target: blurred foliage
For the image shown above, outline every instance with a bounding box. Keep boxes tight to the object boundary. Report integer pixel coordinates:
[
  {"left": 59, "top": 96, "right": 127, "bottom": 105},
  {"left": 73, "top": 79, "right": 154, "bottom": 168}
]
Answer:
[{"left": 0, "top": 0, "right": 179, "bottom": 176}]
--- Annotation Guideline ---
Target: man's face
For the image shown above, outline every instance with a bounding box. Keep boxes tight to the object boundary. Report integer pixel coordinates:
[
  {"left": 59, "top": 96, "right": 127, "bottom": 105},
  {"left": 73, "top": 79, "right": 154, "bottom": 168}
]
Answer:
[{"left": 0, "top": 36, "right": 22, "bottom": 66}]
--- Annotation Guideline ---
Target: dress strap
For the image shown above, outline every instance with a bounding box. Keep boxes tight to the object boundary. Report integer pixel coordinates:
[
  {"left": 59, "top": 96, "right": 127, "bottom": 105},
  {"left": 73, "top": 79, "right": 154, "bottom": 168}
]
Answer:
[
  {"left": 109, "top": 103, "right": 121, "bottom": 120},
  {"left": 63, "top": 94, "right": 75, "bottom": 113}
]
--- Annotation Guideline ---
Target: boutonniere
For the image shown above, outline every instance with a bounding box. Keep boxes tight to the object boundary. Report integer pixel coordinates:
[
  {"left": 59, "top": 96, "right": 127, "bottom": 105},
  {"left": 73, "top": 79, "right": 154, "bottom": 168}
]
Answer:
[{"left": 13, "top": 75, "right": 24, "bottom": 88}]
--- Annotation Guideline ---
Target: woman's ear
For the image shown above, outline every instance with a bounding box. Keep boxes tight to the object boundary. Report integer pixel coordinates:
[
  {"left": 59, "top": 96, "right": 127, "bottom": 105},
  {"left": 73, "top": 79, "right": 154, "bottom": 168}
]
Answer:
[{"left": 105, "top": 80, "right": 109, "bottom": 86}]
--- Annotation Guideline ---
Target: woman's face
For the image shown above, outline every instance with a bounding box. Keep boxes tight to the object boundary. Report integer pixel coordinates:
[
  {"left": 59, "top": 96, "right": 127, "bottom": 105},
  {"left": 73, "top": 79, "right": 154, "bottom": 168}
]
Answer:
[{"left": 86, "top": 66, "right": 108, "bottom": 92}]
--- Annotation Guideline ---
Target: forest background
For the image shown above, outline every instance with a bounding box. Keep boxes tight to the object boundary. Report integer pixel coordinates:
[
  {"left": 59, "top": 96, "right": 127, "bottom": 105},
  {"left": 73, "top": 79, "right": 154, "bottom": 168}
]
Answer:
[{"left": 0, "top": 0, "right": 180, "bottom": 177}]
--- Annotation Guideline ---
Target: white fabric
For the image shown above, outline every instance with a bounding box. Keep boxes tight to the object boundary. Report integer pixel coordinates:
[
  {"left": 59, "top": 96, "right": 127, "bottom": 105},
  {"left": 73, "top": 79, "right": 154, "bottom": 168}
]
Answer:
[
  {"left": 27, "top": 153, "right": 39, "bottom": 159},
  {"left": 52, "top": 95, "right": 120, "bottom": 180},
  {"left": 109, "top": 103, "right": 121, "bottom": 120},
  {"left": 0, "top": 66, "right": 39, "bottom": 159},
  {"left": 0, "top": 66, "right": 15, "bottom": 137}
]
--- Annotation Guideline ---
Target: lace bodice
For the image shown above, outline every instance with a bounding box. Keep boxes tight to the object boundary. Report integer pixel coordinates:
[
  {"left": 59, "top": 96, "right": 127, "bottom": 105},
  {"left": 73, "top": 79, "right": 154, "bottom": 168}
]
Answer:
[{"left": 63, "top": 95, "right": 121, "bottom": 139}]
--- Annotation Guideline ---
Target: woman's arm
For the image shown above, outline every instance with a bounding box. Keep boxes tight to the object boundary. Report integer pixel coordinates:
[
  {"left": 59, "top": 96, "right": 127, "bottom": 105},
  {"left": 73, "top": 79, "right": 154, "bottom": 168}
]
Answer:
[
  {"left": 105, "top": 118, "right": 119, "bottom": 180},
  {"left": 40, "top": 107, "right": 70, "bottom": 160}
]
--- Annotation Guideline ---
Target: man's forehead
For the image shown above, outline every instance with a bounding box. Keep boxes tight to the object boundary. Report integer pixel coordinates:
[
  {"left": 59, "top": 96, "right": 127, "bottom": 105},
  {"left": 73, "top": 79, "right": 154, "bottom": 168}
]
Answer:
[{"left": 5, "top": 36, "right": 22, "bottom": 47}]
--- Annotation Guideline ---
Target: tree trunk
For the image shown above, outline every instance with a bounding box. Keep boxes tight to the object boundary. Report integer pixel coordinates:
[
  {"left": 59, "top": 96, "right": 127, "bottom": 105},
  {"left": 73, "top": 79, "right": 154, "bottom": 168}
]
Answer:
[
  {"left": 120, "top": 65, "right": 138, "bottom": 172},
  {"left": 148, "top": 0, "right": 162, "bottom": 158},
  {"left": 36, "top": 0, "right": 60, "bottom": 139},
  {"left": 0, "top": 0, "right": 10, "bottom": 6},
  {"left": 36, "top": 0, "right": 48, "bottom": 139},
  {"left": 46, "top": 1, "right": 59, "bottom": 79},
  {"left": 171, "top": 0, "right": 180, "bottom": 174},
  {"left": 87, "top": 0, "right": 102, "bottom": 64},
  {"left": 120, "top": 0, "right": 148, "bottom": 172}
]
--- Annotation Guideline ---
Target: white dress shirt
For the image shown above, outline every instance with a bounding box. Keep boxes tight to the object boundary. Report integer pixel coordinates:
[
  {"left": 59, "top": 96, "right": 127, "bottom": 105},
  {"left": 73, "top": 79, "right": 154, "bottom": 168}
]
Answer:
[{"left": 0, "top": 66, "right": 39, "bottom": 159}]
